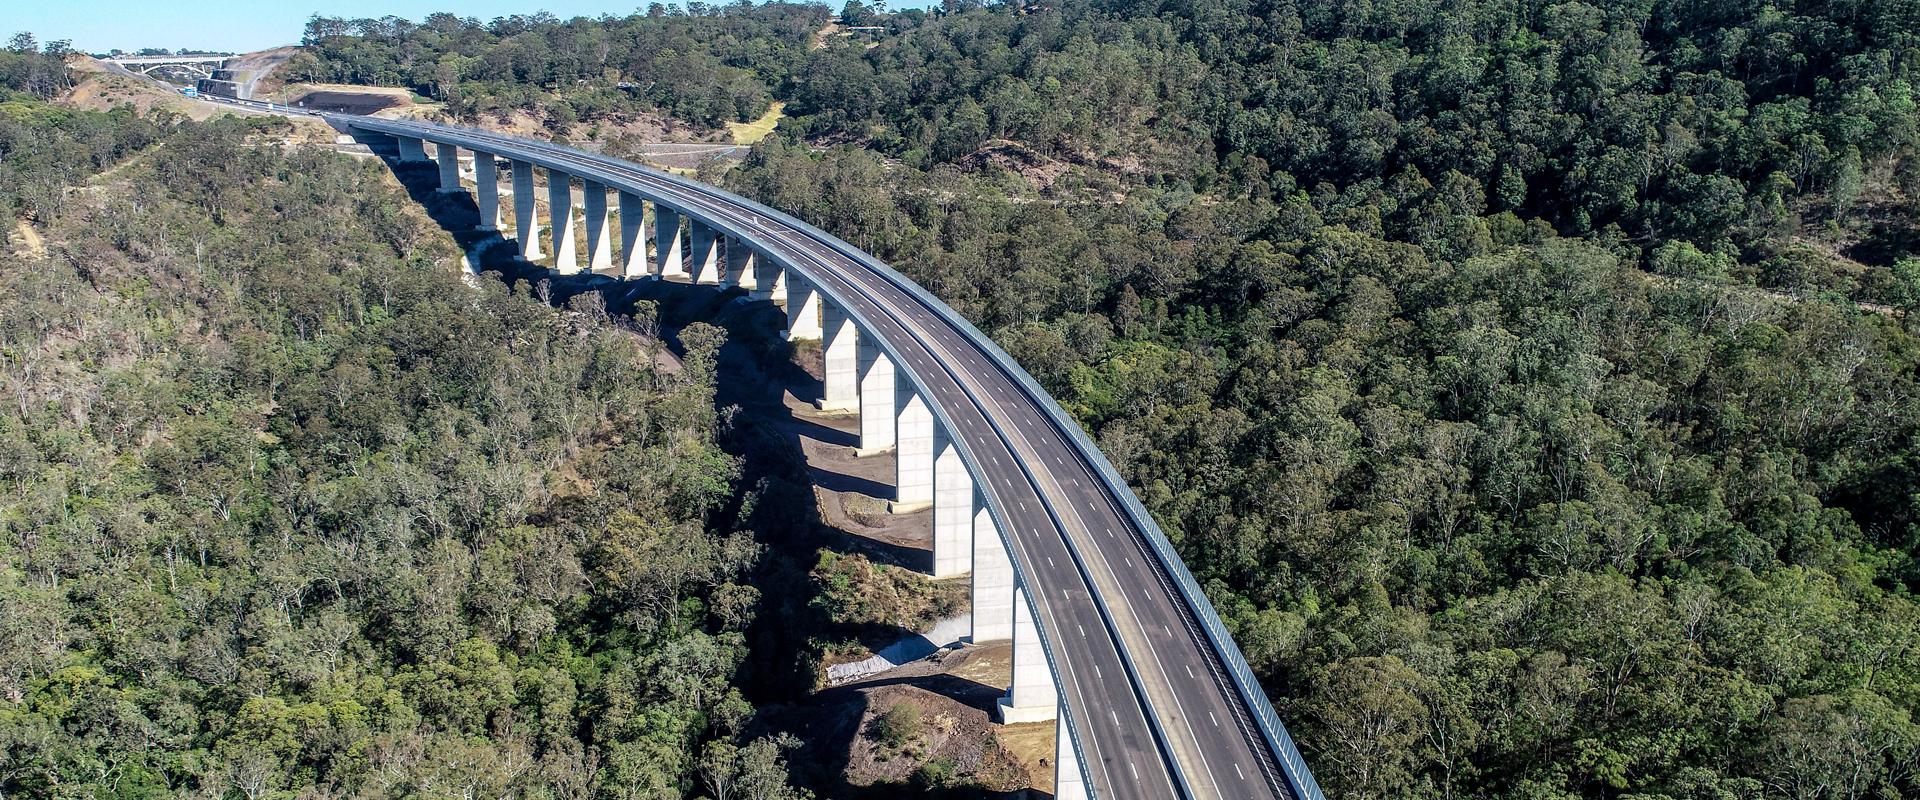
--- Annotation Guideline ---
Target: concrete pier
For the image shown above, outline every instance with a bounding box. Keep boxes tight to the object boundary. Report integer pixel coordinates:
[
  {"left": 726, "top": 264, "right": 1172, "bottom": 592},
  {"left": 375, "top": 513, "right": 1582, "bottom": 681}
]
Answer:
[
  {"left": 999, "top": 585, "right": 1060, "bottom": 723},
  {"left": 750, "top": 251, "right": 779, "bottom": 300},
  {"left": 971, "top": 505, "right": 1014, "bottom": 642},
  {"left": 894, "top": 389, "right": 934, "bottom": 512},
  {"left": 1057, "top": 715, "right": 1088, "bottom": 800},
  {"left": 396, "top": 135, "right": 428, "bottom": 162},
  {"left": 818, "top": 302, "right": 859, "bottom": 412},
  {"left": 584, "top": 181, "right": 613, "bottom": 274},
  {"left": 512, "top": 161, "right": 541, "bottom": 260},
  {"left": 474, "top": 151, "right": 498, "bottom": 231},
  {"left": 656, "top": 207, "right": 685, "bottom": 280},
  {"left": 435, "top": 142, "right": 460, "bottom": 192},
  {"left": 856, "top": 338, "right": 895, "bottom": 455},
  {"left": 784, "top": 273, "right": 822, "bottom": 340},
  {"left": 547, "top": 168, "right": 577, "bottom": 274},
  {"left": 767, "top": 266, "right": 788, "bottom": 302},
  {"left": 727, "top": 236, "right": 756, "bottom": 290},
  {"left": 933, "top": 438, "right": 973, "bottom": 578},
  {"left": 619, "top": 193, "right": 647, "bottom": 278},
  {"left": 689, "top": 220, "right": 722, "bottom": 284}
]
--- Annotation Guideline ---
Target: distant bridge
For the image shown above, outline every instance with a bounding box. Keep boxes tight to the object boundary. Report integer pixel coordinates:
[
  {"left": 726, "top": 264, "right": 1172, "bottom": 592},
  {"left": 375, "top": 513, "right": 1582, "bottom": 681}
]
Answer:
[{"left": 103, "top": 54, "right": 234, "bottom": 78}]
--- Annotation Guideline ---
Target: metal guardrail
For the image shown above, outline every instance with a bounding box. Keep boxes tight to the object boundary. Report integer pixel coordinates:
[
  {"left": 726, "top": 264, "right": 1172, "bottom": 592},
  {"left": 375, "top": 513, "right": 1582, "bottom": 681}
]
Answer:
[{"left": 329, "top": 114, "right": 1325, "bottom": 800}]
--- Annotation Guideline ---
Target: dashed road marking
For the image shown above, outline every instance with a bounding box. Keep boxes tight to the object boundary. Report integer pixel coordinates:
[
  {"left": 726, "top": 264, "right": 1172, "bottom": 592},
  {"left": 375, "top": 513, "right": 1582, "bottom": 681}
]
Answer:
[
  {"left": 1236, "top": 764, "right": 1245, "bottom": 780},
  {"left": 1210, "top": 712, "right": 1219, "bottom": 727},
  {"left": 1047, "top": 557, "right": 1055, "bottom": 567}
]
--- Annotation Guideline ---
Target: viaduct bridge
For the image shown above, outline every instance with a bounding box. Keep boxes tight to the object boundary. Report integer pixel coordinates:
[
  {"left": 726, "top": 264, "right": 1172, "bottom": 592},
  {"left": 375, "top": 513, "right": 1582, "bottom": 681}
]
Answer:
[{"left": 327, "top": 113, "right": 1327, "bottom": 800}]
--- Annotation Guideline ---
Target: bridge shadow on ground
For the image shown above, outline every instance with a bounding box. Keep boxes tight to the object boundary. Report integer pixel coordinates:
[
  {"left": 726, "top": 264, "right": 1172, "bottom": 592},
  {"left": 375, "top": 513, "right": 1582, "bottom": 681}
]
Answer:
[{"left": 383, "top": 149, "right": 1035, "bottom": 792}]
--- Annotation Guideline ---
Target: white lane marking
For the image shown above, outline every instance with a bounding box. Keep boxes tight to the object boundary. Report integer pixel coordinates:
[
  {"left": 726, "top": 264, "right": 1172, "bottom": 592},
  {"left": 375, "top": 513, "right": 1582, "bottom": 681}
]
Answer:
[
  {"left": 1185, "top": 665, "right": 1194, "bottom": 678},
  {"left": 1047, "top": 557, "right": 1054, "bottom": 567},
  {"left": 1054, "top": 456, "right": 1063, "bottom": 465},
  {"left": 1079, "top": 625, "right": 1087, "bottom": 637},
  {"left": 1096, "top": 665, "right": 1102, "bottom": 679},
  {"left": 1210, "top": 711, "right": 1219, "bottom": 727},
  {"left": 1236, "top": 764, "right": 1245, "bottom": 780},
  {"left": 1019, "top": 502, "right": 1027, "bottom": 511},
  {"left": 1105, "top": 528, "right": 1113, "bottom": 537},
  {"left": 1112, "top": 709, "right": 1120, "bottom": 726},
  {"left": 1130, "top": 762, "right": 1139, "bottom": 780},
  {"left": 1125, "top": 558, "right": 1133, "bottom": 568},
  {"left": 1071, "top": 478, "right": 1079, "bottom": 486},
  {"left": 1163, "top": 626, "right": 1171, "bottom": 636}
]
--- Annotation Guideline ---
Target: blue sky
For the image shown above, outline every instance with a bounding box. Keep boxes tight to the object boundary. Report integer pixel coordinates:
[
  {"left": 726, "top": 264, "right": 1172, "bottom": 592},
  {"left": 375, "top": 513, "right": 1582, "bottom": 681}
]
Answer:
[{"left": 11, "top": 0, "right": 740, "bottom": 56}]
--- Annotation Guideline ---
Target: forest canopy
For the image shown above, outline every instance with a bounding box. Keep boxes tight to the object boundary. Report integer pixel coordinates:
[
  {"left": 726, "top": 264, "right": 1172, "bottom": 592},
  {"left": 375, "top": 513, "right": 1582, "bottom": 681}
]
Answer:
[
  {"left": 0, "top": 72, "right": 809, "bottom": 799},
  {"left": 12, "top": 0, "right": 1920, "bottom": 795}
]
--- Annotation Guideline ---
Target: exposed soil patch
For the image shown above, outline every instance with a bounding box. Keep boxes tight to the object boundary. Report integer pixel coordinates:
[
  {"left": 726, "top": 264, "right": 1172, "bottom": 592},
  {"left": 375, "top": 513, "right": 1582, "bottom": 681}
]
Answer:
[
  {"left": 760, "top": 643, "right": 1051, "bottom": 797},
  {"left": 9, "top": 220, "right": 46, "bottom": 259},
  {"left": 961, "top": 140, "right": 1071, "bottom": 190}
]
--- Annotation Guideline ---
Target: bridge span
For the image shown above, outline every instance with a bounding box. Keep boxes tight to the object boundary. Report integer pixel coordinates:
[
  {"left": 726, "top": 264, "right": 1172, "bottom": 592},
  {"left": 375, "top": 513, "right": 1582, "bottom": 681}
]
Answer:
[{"left": 326, "top": 112, "right": 1326, "bottom": 800}]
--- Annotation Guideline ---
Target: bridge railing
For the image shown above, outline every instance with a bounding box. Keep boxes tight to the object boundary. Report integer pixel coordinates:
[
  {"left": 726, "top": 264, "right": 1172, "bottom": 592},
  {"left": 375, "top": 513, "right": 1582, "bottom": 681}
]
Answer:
[{"left": 331, "top": 114, "right": 1326, "bottom": 800}]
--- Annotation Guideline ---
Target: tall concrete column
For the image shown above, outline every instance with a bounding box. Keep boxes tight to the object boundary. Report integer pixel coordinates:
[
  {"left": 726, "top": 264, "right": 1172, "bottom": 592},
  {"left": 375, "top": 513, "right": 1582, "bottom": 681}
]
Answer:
[
  {"left": 998, "top": 585, "right": 1059, "bottom": 723},
  {"left": 656, "top": 207, "right": 685, "bottom": 280},
  {"left": 971, "top": 504, "right": 1014, "bottom": 642},
  {"left": 749, "top": 251, "right": 779, "bottom": 300},
  {"left": 583, "top": 181, "right": 613, "bottom": 274},
  {"left": 1057, "top": 714, "right": 1088, "bottom": 800},
  {"left": 618, "top": 192, "right": 647, "bottom": 278},
  {"left": 396, "top": 135, "right": 429, "bottom": 162},
  {"left": 689, "top": 220, "right": 722, "bottom": 284},
  {"left": 435, "top": 142, "right": 461, "bottom": 191},
  {"left": 784, "top": 273, "right": 822, "bottom": 341},
  {"left": 512, "top": 161, "right": 542, "bottom": 260},
  {"left": 547, "top": 168, "right": 577, "bottom": 274},
  {"left": 818, "top": 302, "right": 859, "bottom": 412},
  {"left": 768, "top": 267, "right": 788, "bottom": 301},
  {"left": 933, "top": 438, "right": 973, "bottom": 578},
  {"left": 894, "top": 388, "right": 935, "bottom": 512},
  {"left": 473, "top": 151, "right": 498, "bottom": 231},
  {"left": 726, "top": 237, "right": 757, "bottom": 290},
  {"left": 856, "top": 338, "right": 895, "bottom": 455}
]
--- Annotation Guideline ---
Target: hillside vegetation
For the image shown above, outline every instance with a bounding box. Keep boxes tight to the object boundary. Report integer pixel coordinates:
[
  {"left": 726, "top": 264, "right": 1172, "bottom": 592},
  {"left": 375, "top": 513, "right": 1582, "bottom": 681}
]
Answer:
[
  {"left": 0, "top": 43, "right": 810, "bottom": 800},
  {"left": 52, "top": 0, "right": 1920, "bottom": 797}
]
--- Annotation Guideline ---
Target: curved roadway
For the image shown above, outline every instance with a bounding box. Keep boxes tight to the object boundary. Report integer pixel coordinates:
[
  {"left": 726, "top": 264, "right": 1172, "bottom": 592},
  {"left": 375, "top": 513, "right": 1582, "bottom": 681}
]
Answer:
[{"left": 303, "top": 110, "right": 1323, "bottom": 800}]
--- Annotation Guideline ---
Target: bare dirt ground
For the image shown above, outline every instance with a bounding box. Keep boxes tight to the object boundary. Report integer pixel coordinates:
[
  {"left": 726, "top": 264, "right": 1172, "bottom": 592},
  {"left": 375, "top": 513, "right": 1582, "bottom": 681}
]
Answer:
[
  {"left": 8, "top": 221, "right": 46, "bottom": 260},
  {"left": 229, "top": 47, "right": 298, "bottom": 99},
  {"left": 759, "top": 641, "right": 1054, "bottom": 797}
]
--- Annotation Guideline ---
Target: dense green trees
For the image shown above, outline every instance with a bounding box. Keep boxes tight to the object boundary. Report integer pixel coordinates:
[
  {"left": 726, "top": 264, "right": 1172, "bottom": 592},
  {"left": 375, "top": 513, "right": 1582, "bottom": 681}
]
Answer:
[
  {"left": 724, "top": 132, "right": 1920, "bottom": 798},
  {"left": 0, "top": 96, "right": 806, "bottom": 799},
  {"left": 40, "top": 0, "right": 1920, "bottom": 794},
  {"left": 292, "top": 4, "right": 829, "bottom": 129}
]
